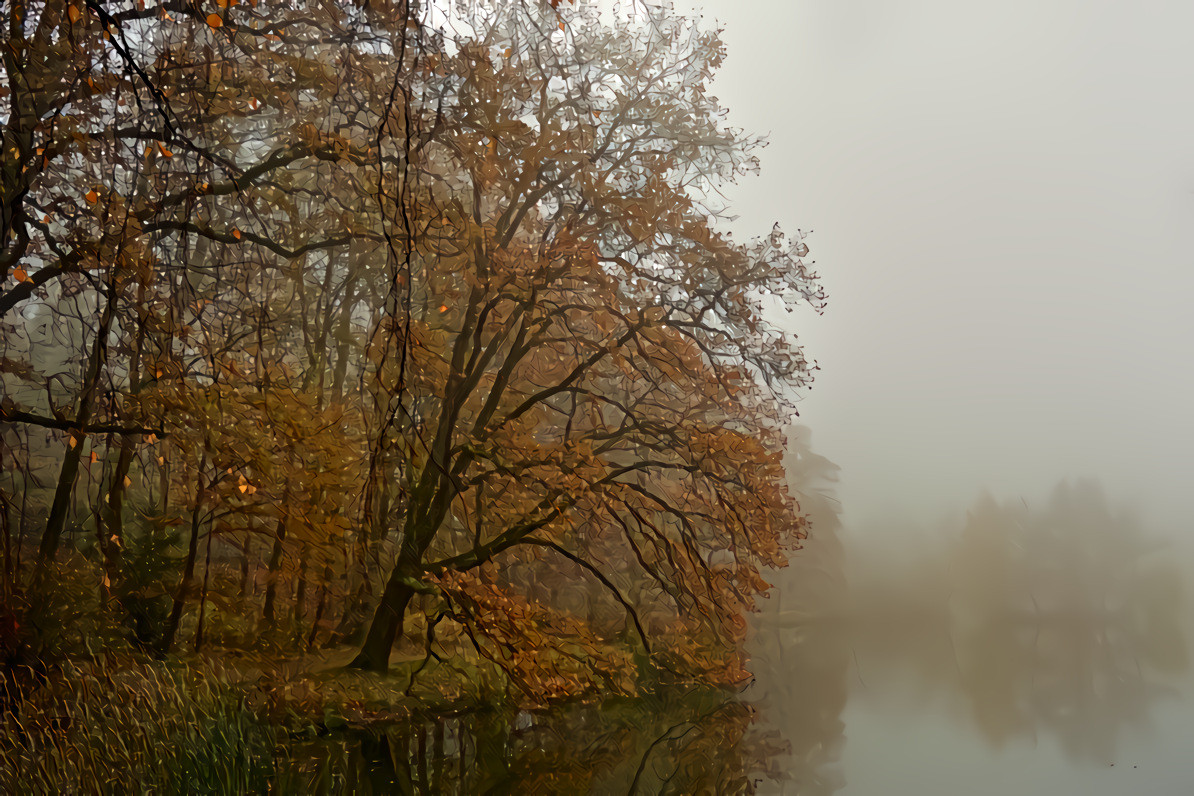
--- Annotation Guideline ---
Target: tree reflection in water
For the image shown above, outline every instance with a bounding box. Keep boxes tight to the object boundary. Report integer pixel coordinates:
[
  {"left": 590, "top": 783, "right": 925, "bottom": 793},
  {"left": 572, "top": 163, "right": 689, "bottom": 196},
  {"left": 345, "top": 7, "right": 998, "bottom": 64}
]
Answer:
[
  {"left": 749, "top": 471, "right": 1187, "bottom": 793},
  {"left": 747, "top": 427, "right": 849, "bottom": 794},
  {"left": 274, "top": 690, "right": 785, "bottom": 794},
  {"left": 275, "top": 473, "right": 1186, "bottom": 793},
  {"left": 943, "top": 479, "right": 1187, "bottom": 760}
]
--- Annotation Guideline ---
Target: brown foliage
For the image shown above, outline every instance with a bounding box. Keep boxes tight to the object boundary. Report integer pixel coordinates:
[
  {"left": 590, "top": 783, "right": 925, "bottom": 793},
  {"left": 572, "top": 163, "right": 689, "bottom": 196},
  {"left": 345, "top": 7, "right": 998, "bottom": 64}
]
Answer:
[{"left": 0, "top": 0, "right": 825, "bottom": 698}]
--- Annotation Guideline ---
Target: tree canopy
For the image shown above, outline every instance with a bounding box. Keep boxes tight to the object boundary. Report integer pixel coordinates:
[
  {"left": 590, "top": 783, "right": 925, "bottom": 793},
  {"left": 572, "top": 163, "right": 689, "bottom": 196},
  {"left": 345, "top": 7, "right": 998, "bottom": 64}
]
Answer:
[{"left": 1, "top": 0, "right": 824, "bottom": 695}]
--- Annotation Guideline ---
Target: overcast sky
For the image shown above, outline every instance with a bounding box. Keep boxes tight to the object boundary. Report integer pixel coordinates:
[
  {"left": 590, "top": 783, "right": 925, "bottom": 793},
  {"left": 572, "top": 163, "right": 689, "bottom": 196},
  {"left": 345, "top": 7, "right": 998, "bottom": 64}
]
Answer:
[{"left": 675, "top": 0, "right": 1194, "bottom": 537}]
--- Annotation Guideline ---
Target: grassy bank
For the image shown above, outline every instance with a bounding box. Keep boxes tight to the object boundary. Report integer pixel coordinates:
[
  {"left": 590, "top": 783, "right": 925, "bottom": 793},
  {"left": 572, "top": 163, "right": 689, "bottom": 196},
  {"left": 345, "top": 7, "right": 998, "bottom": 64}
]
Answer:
[{"left": 0, "top": 651, "right": 769, "bottom": 794}]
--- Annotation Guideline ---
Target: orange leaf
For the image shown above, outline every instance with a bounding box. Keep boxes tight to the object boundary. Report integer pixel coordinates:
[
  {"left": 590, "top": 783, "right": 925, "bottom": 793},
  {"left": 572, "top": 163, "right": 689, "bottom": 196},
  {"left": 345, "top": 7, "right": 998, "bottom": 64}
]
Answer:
[
  {"left": 438, "top": 304, "right": 449, "bottom": 313},
  {"left": 67, "top": 5, "right": 81, "bottom": 23},
  {"left": 89, "top": 452, "right": 98, "bottom": 464},
  {"left": 123, "top": 475, "right": 132, "bottom": 488},
  {"left": 12, "top": 266, "right": 30, "bottom": 284},
  {"left": 206, "top": 12, "right": 223, "bottom": 27},
  {"left": 157, "top": 142, "right": 174, "bottom": 158},
  {"left": 85, "top": 189, "right": 98, "bottom": 204},
  {"left": 232, "top": 228, "right": 242, "bottom": 240}
]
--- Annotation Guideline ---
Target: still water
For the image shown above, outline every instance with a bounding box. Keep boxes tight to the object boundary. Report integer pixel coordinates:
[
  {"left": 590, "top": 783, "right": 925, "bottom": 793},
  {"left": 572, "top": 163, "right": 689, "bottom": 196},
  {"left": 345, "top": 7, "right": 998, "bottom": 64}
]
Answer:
[
  {"left": 283, "top": 479, "right": 1190, "bottom": 793},
  {"left": 751, "top": 478, "right": 1191, "bottom": 794},
  {"left": 751, "top": 615, "right": 1190, "bottom": 795}
]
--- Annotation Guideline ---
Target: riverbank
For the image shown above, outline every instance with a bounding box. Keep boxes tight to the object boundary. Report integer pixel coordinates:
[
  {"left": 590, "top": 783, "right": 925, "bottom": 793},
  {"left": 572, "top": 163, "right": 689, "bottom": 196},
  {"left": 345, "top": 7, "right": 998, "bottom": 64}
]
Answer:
[{"left": 0, "top": 649, "right": 776, "bottom": 793}]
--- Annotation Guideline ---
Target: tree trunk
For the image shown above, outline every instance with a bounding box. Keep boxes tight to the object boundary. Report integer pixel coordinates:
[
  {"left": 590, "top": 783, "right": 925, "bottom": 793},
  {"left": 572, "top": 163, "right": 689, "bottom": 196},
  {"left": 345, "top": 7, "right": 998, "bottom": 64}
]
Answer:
[
  {"left": 101, "top": 432, "right": 135, "bottom": 578},
  {"left": 349, "top": 560, "right": 417, "bottom": 673},
  {"left": 158, "top": 445, "right": 209, "bottom": 653},
  {"left": 0, "top": 487, "right": 13, "bottom": 607},
  {"left": 261, "top": 512, "right": 287, "bottom": 629},
  {"left": 193, "top": 524, "right": 215, "bottom": 652},
  {"left": 306, "top": 564, "right": 333, "bottom": 650},
  {"left": 35, "top": 262, "right": 119, "bottom": 578},
  {"left": 330, "top": 276, "right": 360, "bottom": 404},
  {"left": 102, "top": 282, "right": 148, "bottom": 577},
  {"left": 239, "top": 534, "right": 252, "bottom": 597},
  {"left": 293, "top": 550, "right": 309, "bottom": 641},
  {"left": 35, "top": 429, "right": 85, "bottom": 580}
]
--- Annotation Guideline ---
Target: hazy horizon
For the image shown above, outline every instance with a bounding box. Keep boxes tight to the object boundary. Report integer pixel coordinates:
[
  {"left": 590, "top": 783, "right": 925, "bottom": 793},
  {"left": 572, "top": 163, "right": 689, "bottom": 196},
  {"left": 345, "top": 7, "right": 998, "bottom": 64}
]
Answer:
[{"left": 678, "top": 0, "right": 1194, "bottom": 540}]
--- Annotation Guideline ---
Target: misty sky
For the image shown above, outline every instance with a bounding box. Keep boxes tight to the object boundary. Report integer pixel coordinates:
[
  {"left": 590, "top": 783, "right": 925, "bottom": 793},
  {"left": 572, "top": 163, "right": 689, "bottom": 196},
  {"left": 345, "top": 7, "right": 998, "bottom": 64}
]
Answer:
[{"left": 676, "top": 0, "right": 1194, "bottom": 537}]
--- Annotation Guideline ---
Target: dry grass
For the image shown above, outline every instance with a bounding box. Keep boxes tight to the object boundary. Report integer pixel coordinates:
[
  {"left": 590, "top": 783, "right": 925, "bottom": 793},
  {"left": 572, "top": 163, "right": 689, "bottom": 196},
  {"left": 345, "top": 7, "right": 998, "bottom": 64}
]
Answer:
[{"left": 0, "top": 657, "right": 277, "bottom": 795}]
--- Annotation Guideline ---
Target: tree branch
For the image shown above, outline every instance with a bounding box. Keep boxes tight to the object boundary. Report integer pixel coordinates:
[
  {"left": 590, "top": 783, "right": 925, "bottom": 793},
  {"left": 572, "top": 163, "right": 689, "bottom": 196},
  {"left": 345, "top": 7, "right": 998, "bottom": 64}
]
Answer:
[{"left": 0, "top": 408, "right": 167, "bottom": 437}]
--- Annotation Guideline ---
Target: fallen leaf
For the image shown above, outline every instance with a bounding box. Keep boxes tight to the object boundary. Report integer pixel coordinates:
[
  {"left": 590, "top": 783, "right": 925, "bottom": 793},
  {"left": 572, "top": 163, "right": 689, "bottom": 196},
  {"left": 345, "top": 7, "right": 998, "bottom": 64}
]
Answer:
[
  {"left": 67, "top": 4, "right": 81, "bottom": 23},
  {"left": 12, "top": 266, "right": 30, "bottom": 284},
  {"left": 206, "top": 12, "right": 223, "bottom": 27},
  {"left": 85, "top": 189, "right": 98, "bottom": 204}
]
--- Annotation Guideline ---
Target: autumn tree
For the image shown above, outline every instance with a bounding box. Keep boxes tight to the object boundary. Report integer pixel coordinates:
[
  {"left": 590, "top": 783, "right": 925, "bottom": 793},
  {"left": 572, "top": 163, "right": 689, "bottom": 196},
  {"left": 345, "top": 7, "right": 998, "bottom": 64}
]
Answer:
[
  {"left": 348, "top": 1, "right": 825, "bottom": 676},
  {"left": 0, "top": 0, "right": 407, "bottom": 648},
  {"left": 0, "top": 0, "right": 825, "bottom": 695}
]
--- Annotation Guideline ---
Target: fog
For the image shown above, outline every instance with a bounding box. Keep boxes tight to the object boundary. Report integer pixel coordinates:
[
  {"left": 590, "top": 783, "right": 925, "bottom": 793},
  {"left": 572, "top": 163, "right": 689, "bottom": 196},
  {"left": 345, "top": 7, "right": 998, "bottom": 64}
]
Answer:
[
  {"left": 3, "top": 0, "right": 1190, "bottom": 790},
  {"left": 743, "top": 430, "right": 1191, "bottom": 793},
  {"left": 678, "top": 0, "right": 1194, "bottom": 537},
  {"left": 664, "top": 2, "right": 1194, "bottom": 791}
]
